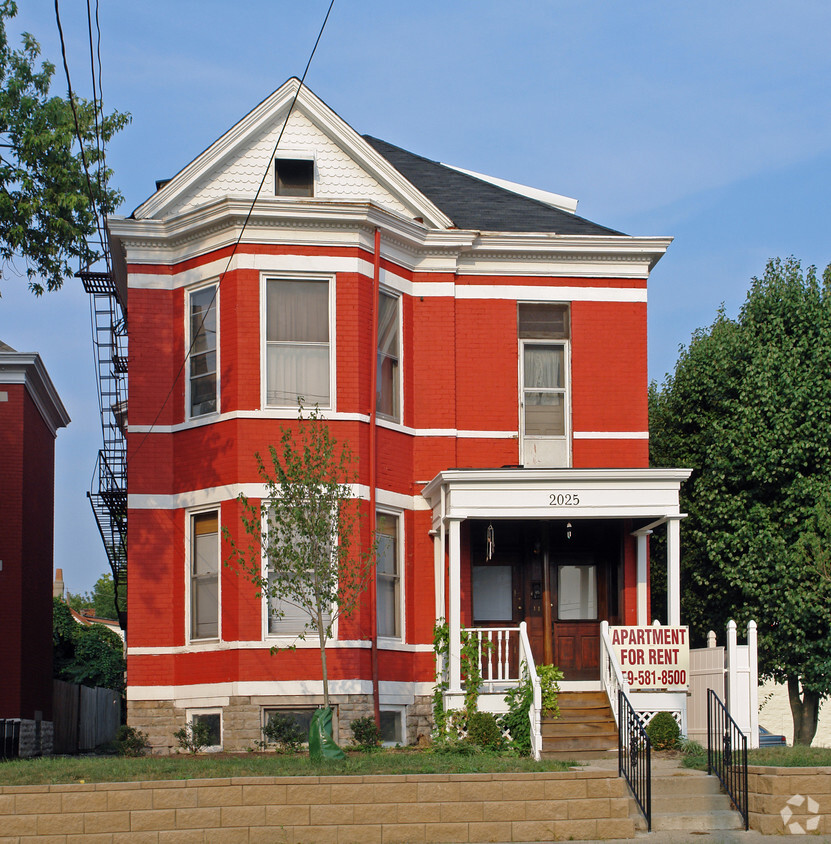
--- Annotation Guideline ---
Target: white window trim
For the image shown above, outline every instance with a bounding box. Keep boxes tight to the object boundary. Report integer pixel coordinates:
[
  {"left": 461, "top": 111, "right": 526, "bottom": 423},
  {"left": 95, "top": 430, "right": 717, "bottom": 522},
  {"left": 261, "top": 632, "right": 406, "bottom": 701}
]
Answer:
[
  {"left": 377, "top": 287, "right": 403, "bottom": 424},
  {"left": 185, "top": 280, "right": 220, "bottom": 420},
  {"left": 185, "top": 505, "right": 222, "bottom": 645},
  {"left": 518, "top": 337, "right": 572, "bottom": 465},
  {"left": 260, "top": 506, "right": 340, "bottom": 645},
  {"left": 260, "top": 272, "right": 336, "bottom": 411},
  {"left": 376, "top": 507, "right": 405, "bottom": 644},
  {"left": 186, "top": 708, "right": 223, "bottom": 752},
  {"left": 379, "top": 704, "right": 407, "bottom": 747}
]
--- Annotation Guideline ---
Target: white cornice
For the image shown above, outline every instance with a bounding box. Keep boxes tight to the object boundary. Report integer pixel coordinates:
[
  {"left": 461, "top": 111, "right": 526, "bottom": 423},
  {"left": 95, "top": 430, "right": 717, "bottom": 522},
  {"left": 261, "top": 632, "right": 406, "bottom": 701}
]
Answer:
[
  {"left": 0, "top": 352, "right": 70, "bottom": 435},
  {"left": 134, "top": 79, "right": 453, "bottom": 230},
  {"left": 109, "top": 202, "right": 670, "bottom": 279}
]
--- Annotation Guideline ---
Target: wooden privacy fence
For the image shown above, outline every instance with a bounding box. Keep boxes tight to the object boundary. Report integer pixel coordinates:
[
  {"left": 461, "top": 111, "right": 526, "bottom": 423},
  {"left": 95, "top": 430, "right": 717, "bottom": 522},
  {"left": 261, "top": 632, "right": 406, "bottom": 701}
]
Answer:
[{"left": 52, "top": 680, "right": 120, "bottom": 754}]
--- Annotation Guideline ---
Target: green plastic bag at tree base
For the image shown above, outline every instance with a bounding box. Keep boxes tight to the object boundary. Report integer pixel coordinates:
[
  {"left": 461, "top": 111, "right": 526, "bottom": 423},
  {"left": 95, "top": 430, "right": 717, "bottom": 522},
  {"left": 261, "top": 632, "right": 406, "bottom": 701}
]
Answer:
[{"left": 308, "top": 707, "right": 345, "bottom": 760}]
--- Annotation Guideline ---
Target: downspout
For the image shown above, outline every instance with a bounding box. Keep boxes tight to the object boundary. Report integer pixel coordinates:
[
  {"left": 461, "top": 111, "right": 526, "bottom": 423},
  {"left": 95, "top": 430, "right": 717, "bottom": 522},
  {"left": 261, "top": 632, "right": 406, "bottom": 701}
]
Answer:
[{"left": 368, "top": 227, "right": 381, "bottom": 725}]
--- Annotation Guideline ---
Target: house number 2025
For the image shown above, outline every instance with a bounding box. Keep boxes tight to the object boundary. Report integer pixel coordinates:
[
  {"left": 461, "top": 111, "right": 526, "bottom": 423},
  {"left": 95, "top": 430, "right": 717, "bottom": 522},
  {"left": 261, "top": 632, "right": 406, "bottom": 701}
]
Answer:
[{"left": 549, "top": 493, "right": 580, "bottom": 506}]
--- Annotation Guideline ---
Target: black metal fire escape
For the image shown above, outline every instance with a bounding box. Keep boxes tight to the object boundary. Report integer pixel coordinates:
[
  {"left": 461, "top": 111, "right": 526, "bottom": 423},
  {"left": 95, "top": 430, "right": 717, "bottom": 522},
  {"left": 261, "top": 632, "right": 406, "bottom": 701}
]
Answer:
[{"left": 80, "top": 270, "right": 128, "bottom": 631}]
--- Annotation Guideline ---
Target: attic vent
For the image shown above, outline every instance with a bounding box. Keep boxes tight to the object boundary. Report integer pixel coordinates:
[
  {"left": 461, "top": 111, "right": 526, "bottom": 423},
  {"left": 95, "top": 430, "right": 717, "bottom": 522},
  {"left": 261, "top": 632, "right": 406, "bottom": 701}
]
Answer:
[{"left": 275, "top": 159, "right": 314, "bottom": 197}]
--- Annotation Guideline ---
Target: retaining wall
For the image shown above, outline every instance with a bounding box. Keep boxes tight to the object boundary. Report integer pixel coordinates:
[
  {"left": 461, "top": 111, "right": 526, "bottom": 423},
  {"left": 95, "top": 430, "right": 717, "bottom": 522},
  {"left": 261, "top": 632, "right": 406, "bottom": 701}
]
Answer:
[
  {"left": 0, "top": 770, "right": 634, "bottom": 842},
  {"left": 748, "top": 765, "right": 831, "bottom": 835}
]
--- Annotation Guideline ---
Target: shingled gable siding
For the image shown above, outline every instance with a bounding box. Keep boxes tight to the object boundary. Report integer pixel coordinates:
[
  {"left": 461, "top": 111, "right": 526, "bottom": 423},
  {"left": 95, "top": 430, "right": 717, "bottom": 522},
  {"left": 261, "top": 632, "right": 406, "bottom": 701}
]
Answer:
[{"left": 0, "top": 770, "right": 637, "bottom": 842}]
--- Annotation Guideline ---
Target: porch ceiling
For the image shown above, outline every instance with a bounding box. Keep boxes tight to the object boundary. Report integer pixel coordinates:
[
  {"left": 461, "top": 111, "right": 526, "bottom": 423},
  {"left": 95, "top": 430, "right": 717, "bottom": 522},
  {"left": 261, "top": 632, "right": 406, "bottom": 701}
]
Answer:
[{"left": 422, "top": 467, "right": 692, "bottom": 525}]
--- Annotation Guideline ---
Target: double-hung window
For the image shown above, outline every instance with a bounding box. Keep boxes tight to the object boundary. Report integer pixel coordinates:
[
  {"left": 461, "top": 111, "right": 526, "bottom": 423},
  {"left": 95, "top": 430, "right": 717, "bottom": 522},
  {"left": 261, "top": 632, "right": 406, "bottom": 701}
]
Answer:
[
  {"left": 519, "top": 303, "right": 570, "bottom": 467},
  {"left": 376, "top": 510, "right": 402, "bottom": 640},
  {"left": 265, "top": 278, "right": 331, "bottom": 408},
  {"left": 377, "top": 291, "right": 400, "bottom": 422},
  {"left": 188, "top": 284, "right": 218, "bottom": 417},
  {"left": 190, "top": 511, "right": 219, "bottom": 640}
]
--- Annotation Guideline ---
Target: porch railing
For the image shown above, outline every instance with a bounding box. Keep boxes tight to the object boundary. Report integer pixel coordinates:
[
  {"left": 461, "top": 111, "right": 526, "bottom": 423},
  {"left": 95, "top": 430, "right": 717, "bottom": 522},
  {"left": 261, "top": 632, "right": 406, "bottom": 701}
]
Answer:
[
  {"left": 707, "top": 688, "right": 749, "bottom": 830},
  {"left": 463, "top": 626, "right": 521, "bottom": 688},
  {"left": 599, "top": 620, "right": 629, "bottom": 726},
  {"left": 461, "top": 624, "right": 541, "bottom": 760}
]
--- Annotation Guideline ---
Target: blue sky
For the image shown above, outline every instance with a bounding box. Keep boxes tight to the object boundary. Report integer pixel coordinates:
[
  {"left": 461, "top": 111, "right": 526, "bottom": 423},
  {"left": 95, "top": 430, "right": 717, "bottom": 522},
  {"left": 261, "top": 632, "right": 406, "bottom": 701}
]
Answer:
[{"left": 2, "top": 1, "right": 830, "bottom": 595}]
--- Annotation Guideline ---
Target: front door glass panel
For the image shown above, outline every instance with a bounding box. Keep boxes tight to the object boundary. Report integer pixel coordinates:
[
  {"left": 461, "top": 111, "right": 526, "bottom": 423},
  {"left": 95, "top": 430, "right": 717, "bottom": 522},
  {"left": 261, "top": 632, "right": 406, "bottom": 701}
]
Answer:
[{"left": 557, "top": 564, "right": 597, "bottom": 620}]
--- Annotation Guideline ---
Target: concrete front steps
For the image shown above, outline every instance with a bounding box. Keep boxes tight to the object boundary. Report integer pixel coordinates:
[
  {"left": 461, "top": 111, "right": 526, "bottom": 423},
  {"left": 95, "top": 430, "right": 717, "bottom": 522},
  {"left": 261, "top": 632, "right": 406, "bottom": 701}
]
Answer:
[
  {"left": 541, "top": 691, "right": 618, "bottom": 760},
  {"left": 632, "top": 757, "right": 744, "bottom": 834}
]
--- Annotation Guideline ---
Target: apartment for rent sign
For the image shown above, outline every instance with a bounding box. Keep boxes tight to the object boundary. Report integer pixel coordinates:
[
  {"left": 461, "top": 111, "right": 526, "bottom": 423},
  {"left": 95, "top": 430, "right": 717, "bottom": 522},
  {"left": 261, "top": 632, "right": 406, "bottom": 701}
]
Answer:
[{"left": 610, "top": 626, "right": 689, "bottom": 691}]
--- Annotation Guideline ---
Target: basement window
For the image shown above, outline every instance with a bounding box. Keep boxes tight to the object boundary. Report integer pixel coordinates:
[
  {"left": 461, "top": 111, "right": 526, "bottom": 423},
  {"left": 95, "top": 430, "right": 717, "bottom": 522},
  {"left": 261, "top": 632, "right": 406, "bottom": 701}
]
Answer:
[{"left": 275, "top": 159, "right": 314, "bottom": 197}]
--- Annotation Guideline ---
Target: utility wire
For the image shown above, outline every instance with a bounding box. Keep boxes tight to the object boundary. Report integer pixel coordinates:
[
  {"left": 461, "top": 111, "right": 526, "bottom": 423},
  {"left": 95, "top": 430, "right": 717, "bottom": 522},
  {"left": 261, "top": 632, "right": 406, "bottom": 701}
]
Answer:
[
  {"left": 128, "top": 0, "right": 337, "bottom": 466},
  {"left": 54, "top": 0, "right": 110, "bottom": 275}
]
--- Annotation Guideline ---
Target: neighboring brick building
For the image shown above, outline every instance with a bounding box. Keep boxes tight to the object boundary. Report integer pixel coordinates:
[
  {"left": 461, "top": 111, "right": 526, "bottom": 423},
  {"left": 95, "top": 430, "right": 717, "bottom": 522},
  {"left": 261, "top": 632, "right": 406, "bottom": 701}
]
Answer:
[
  {"left": 0, "top": 341, "right": 70, "bottom": 756},
  {"left": 108, "top": 79, "right": 689, "bottom": 751}
]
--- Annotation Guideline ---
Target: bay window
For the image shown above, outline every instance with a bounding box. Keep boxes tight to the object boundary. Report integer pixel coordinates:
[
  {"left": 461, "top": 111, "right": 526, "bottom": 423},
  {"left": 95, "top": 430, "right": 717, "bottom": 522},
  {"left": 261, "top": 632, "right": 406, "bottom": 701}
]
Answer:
[
  {"left": 377, "top": 291, "right": 400, "bottom": 421},
  {"left": 188, "top": 284, "right": 217, "bottom": 417},
  {"left": 376, "top": 510, "right": 402, "bottom": 639},
  {"left": 190, "top": 511, "right": 219, "bottom": 640}
]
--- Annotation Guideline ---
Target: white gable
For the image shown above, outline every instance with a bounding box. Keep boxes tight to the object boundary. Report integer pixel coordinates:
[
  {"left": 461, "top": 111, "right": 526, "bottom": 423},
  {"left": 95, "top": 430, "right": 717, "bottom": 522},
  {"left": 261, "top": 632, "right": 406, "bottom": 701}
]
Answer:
[{"left": 135, "top": 79, "right": 451, "bottom": 228}]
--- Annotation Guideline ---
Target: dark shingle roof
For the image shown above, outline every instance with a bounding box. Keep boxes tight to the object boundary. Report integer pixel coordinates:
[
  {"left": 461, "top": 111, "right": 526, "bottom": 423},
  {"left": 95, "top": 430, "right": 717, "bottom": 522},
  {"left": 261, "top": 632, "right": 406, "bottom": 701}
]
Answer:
[{"left": 363, "top": 135, "right": 624, "bottom": 236}]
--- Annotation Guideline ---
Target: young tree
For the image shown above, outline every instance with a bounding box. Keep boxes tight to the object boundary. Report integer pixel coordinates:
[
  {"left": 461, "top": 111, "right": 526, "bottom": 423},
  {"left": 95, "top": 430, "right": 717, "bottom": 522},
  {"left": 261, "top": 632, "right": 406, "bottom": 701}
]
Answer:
[
  {"left": 0, "top": 1, "right": 129, "bottom": 294},
  {"left": 650, "top": 258, "right": 831, "bottom": 744},
  {"left": 225, "top": 406, "right": 374, "bottom": 711},
  {"left": 67, "top": 572, "right": 126, "bottom": 620}
]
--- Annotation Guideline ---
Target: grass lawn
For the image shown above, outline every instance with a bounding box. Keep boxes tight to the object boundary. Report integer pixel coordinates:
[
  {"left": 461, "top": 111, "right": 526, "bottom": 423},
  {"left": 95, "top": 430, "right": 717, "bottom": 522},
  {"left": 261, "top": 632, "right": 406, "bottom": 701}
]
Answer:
[
  {"left": 682, "top": 743, "right": 831, "bottom": 770},
  {"left": 0, "top": 749, "right": 574, "bottom": 787}
]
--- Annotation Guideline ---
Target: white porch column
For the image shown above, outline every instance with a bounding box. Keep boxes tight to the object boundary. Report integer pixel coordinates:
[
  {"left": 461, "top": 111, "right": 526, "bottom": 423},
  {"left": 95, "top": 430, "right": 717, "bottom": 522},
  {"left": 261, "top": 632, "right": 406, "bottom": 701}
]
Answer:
[
  {"left": 432, "top": 529, "right": 444, "bottom": 622},
  {"left": 447, "top": 517, "right": 463, "bottom": 694},
  {"left": 634, "top": 530, "right": 651, "bottom": 626},
  {"left": 667, "top": 517, "right": 681, "bottom": 626}
]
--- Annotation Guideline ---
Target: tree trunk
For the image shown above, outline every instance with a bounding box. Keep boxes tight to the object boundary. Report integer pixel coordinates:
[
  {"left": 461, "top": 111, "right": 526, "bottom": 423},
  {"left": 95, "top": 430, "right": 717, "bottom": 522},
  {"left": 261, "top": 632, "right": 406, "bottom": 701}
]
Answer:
[
  {"left": 318, "top": 608, "right": 329, "bottom": 710},
  {"left": 787, "top": 675, "right": 819, "bottom": 746}
]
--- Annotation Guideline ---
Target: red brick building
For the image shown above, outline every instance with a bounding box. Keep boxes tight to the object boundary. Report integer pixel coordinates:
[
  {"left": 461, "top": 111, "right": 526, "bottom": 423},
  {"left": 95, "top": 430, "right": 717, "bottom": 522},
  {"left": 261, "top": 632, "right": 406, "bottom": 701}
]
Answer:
[
  {"left": 0, "top": 341, "right": 70, "bottom": 756},
  {"left": 109, "top": 80, "right": 689, "bottom": 751}
]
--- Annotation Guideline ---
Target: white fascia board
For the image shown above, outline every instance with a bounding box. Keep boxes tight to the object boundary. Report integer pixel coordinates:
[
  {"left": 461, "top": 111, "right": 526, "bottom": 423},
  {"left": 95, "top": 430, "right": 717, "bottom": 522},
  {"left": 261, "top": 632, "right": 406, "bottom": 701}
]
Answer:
[
  {"left": 0, "top": 352, "right": 71, "bottom": 435},
  {"left": 421, "top": 467, "right": 693, "bottom": 520},
  {"left": 443, "top": 164, "right": 579, "bottom": 214},
  {"left": 134, "top": 80, "right": 453, "bottom": 230}
]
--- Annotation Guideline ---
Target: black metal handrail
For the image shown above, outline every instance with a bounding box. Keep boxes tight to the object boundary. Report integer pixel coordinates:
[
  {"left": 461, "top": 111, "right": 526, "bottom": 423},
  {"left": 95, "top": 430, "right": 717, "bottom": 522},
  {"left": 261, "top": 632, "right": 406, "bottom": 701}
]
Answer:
[
  {"left": 618, "top": 689, "right": 651, "bottom": 831},
  {"left": 707, "top": 688, "right": 749, "bottom": 830}
]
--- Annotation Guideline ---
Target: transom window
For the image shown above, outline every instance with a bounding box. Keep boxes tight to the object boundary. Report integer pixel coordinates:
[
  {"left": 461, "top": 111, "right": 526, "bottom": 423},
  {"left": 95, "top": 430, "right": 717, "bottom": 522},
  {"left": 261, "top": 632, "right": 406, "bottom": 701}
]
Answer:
[
  {"left": 188, "top": 285, "right": 217, "bottom": 417},
  {"left": 265, "top": 279, "right": 331, "bottom": 408},
  {"left": 377, "top": 291, "right": 400, "bottom": 421}
]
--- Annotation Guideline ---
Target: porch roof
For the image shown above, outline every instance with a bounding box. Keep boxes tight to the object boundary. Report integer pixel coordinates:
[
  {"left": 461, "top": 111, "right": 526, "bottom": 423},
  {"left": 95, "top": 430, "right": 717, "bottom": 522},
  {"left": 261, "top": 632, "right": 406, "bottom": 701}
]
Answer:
[{"left": 422, "top": 467, "right": 692, "bottom": 525}]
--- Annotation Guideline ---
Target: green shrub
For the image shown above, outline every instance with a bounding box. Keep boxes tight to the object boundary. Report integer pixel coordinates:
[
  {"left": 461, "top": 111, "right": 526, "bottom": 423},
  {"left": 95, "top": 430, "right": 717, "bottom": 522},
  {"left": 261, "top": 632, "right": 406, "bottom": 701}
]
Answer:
[
  {"left": 114, "top": 725, "right": 148, "bottom": 757},
  {"left": 538, "top": 664, "right": 563, "bottom": 717},
  {"left": 646, "top": 711, "right": 681, "bottom": 750},
  {"left": 263, "top": 713, "right": 304, "bottom": 753},
  {"left": 350, "top": 716, "right": 381, "bottom": 750},
  {"left": 173, "top": 720, "right": 213, "bottom": 753},
  {"left": 466, "top": 711, "right": 502, "bottom": 750}
]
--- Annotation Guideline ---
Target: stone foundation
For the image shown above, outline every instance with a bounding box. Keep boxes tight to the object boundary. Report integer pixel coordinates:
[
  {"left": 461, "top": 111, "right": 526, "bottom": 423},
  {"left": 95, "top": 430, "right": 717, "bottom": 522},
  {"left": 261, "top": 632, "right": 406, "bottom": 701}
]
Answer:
[{"left": 129, "top": 693, "right": 435, "bottom": 754}]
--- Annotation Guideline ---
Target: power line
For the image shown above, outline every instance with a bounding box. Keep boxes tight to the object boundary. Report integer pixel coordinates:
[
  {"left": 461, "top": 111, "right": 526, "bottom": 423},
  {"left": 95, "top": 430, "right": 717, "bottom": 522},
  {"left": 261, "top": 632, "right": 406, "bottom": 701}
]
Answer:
[
  {"left": 54, "top": 0, "right": 110, "bottom": 275},
  {"left": 128, "top": 0, "right": 337, "bottom": 466}
]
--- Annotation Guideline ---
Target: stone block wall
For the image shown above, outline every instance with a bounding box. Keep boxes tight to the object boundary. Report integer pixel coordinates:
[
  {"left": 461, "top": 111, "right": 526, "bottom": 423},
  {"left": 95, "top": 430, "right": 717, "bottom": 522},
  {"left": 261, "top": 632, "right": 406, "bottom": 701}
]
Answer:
[
  {"left": 16, "top": 719, "right": 53, "bottom": 759},
  {"left": 0, "top": 770, "right": 635, "bottom": 842},
  {"left": 748, "top": 765, "right": 831, "bottom": 835},
  {"left": 129, "top": 693, "right": 434, "bottom": 754}
]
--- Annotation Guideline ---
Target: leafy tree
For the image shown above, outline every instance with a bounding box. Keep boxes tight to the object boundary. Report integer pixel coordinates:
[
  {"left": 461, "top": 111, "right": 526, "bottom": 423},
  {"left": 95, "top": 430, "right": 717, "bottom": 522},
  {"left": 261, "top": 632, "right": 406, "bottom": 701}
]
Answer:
[
  {"left": 0, "top": 1, "right": 129, "bottom": 294},
  {"left": 649, "top": 258, "right": 831, "bottom": 745},
  {"left": 53, "top": 597, "right": 125, "bottom": 692},
  {"left": 225, "top": 406, "right": 374, "bottom": 710},
  {"left": 67, "top": 572, "right": 126, "bottom": 620}
]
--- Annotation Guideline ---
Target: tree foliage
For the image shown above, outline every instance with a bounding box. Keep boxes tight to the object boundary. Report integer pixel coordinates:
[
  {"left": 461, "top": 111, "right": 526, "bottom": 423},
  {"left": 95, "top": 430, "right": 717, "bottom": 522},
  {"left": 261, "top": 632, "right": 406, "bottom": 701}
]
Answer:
[
  {"left": 649, "top": 258, "right": 831, "bottom": 744},
  {"left": 225, "top": 406, "right": 374, "bottom": 709},
  {"left": 0, "top": 1, "right": 129, "bottom": 293},
  {"left": 66, "top": 572, "right": 126, "bottom": 620},
  {"left": 53, "top": 597, "right": 125, "bottom": 692}
]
